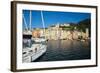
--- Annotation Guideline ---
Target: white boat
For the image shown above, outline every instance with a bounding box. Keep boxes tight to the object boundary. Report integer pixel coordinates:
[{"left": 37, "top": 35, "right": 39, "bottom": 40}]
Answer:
[
  {"left": 22, "top": 10, "right": 47, "bottom": 63},
  {"left": 32, "top": 37, "right": 47, "bottom": 42},
  {"left": 22, "top": 36, "right": 47, "bottom": 63},
  {"left": 22, "top": 43, "right": 47, "bottom": 63},
  {"left": 23, "top": 30, "right": 32, "bottom": 35}
]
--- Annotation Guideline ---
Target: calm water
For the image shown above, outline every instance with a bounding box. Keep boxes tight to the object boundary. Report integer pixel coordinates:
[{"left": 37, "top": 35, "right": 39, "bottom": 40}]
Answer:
[{"left": 34, "top": 40, "right": 91, "bottom": 62}]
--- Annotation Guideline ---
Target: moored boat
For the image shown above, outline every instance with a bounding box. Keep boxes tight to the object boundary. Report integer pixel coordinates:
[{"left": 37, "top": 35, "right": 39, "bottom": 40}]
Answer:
[
  {"left": 22, "top": 10, "right": 47, "bottom": 63},
  {"left": 22, "top": 42, "right": 47, "bottom": 63}
]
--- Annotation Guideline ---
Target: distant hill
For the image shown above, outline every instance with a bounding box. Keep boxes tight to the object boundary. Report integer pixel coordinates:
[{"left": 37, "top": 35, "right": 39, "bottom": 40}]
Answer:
[
  {"left": 77, "top": 18, "right": 91, "bottom": 37},
  {"left": 77, "top": 19, "right": 91, "bottom": 31}
]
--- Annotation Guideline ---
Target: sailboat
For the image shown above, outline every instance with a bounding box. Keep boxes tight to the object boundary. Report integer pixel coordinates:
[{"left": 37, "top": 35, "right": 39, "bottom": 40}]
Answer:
[{"left": 22, "top": 10, "right": 47, "bottom": 63}]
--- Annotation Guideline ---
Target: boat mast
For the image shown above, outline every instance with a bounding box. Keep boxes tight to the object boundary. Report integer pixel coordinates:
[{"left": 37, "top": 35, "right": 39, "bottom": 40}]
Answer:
[
  {"left": 23, "top": 14, "right": 28, "bottom": 31},
  {"left": 41, "top": 11, "right": 46, "bottom": 38},
  {"left": 29, "top": 10, "right": 32, "bottom": 31}
]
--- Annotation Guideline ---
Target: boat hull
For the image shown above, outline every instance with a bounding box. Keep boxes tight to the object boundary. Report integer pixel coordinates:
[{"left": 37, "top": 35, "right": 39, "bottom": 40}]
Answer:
[{"left": 22, "top": 44, "right": 47, "bottom": 63}]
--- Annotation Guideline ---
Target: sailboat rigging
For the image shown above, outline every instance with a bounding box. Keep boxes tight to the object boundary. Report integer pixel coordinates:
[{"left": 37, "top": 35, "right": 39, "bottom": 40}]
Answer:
[{"left": 22, "top": 10, "right": 47, "bottom": 63}]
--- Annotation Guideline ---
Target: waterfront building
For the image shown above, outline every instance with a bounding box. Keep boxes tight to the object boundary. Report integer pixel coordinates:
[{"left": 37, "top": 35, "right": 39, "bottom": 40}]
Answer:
[
  {"left": 32, "top": 29, "right": 40, "bottom": 38},
  {"left": 31, "top": 23, "right": 89, "bottom": 41}
]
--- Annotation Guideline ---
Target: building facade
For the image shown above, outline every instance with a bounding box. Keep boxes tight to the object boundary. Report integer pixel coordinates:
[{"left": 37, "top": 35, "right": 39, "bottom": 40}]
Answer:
[{"left": 31, "top": 23, "right": 89, "bottom": 40}]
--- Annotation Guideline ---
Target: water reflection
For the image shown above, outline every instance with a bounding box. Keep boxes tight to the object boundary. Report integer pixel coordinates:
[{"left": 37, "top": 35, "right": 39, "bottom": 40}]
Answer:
[{"left": 34, "top": 40, "right": 91, "bottom": 62}]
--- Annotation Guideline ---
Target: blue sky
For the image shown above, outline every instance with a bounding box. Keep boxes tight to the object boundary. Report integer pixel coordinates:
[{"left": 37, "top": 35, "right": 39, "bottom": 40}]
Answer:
[{"left": 23, "top": 10, "right": 91, "bottom": 29}]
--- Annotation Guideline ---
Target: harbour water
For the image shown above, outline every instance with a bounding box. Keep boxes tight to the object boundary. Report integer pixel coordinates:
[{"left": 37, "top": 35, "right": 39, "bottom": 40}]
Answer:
[{"left": 34, "top": 39, "right": 91, "bottom": 62}]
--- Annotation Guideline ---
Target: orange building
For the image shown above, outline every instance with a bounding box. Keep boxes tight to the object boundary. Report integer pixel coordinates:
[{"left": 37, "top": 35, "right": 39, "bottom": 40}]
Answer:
[{"left": 32, "top": 30, "right": 40, "bottom": 38}]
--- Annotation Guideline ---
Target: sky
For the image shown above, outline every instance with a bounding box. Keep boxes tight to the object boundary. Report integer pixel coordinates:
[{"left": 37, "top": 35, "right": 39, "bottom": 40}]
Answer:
[{"left": 23, "top": 10, "right": 91, "bottom": 29}]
